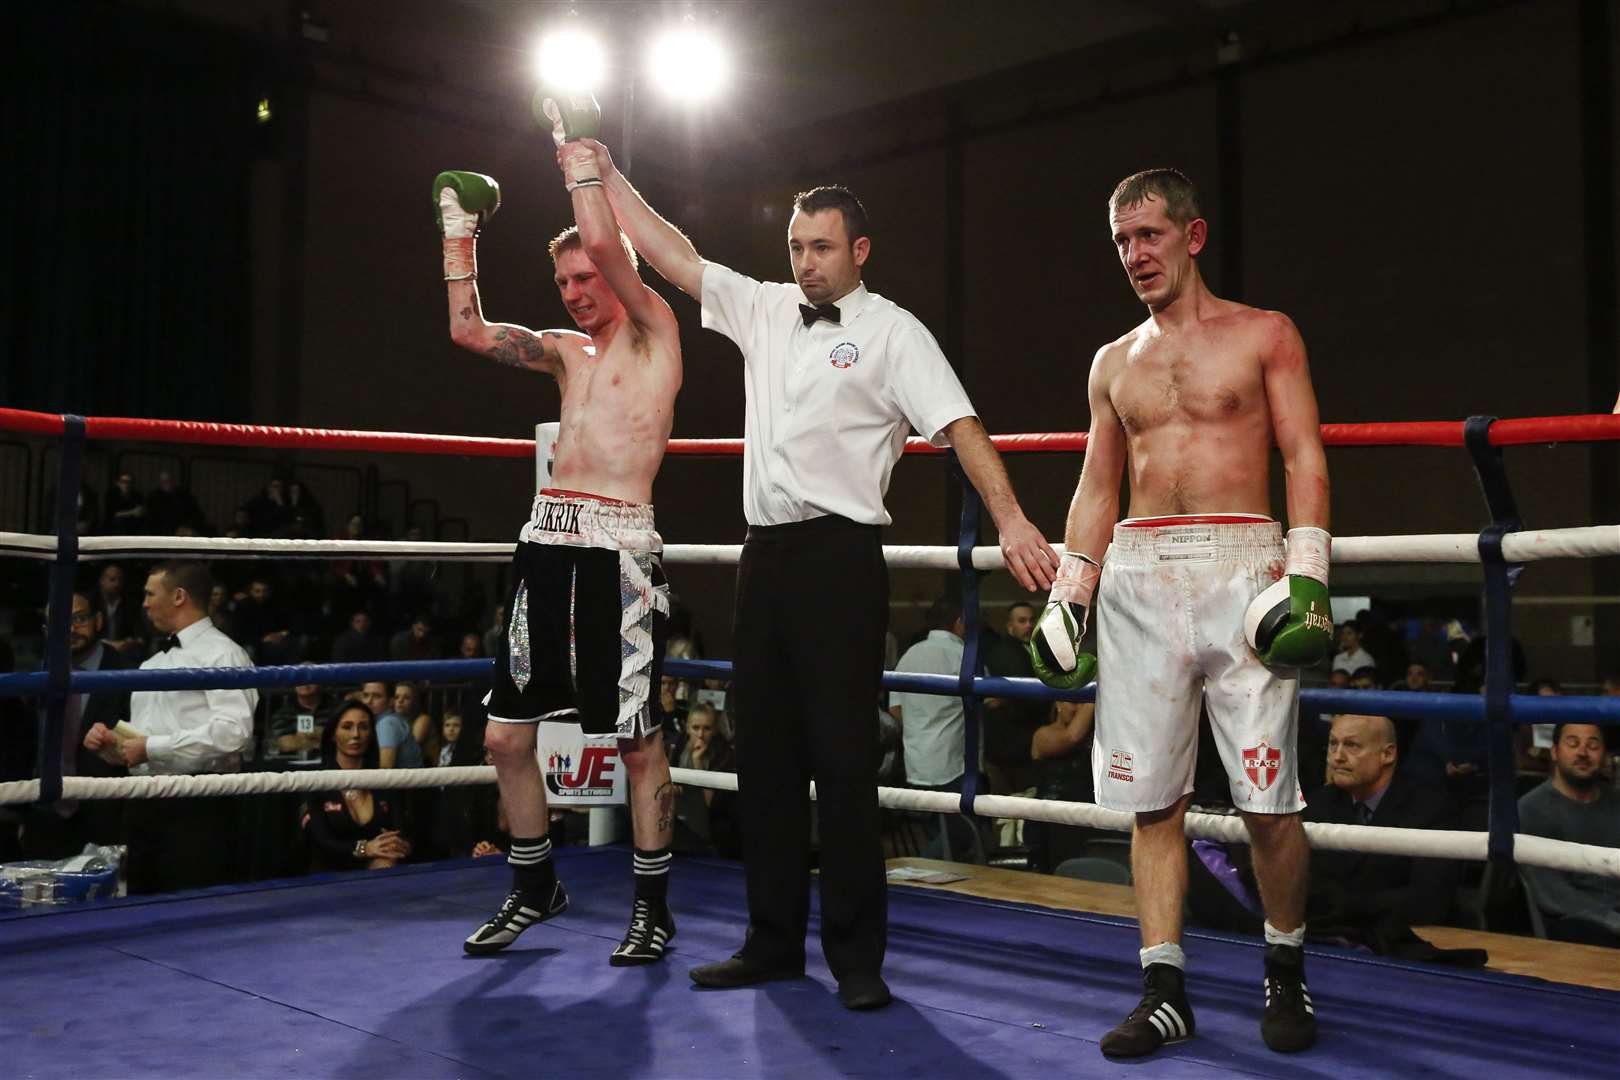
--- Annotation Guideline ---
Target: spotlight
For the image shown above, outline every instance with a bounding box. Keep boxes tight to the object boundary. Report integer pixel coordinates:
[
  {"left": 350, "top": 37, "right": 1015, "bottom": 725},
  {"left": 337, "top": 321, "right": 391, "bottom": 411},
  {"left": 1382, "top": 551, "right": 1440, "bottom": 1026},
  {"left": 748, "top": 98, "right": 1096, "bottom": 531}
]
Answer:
[
  {"left": 535, "top": 29, "right": 607, "bottom": 93},
  {"left": 647, "top": 25, "right": 728, "bottom": 101}
]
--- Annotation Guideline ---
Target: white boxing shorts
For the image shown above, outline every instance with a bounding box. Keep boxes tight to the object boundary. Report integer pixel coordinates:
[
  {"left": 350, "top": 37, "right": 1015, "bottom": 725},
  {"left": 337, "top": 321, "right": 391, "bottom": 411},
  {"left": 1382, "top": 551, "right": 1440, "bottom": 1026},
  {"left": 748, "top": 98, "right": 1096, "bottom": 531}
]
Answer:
[{"left": 1093, "top": 514, "right": 1305, "bottom": 815}]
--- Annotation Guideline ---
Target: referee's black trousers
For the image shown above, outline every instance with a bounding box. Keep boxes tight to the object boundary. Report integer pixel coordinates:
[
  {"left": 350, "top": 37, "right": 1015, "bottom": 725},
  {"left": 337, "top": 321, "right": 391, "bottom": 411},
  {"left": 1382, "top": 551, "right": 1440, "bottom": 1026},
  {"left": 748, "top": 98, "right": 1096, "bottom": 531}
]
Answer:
[{"left": 731, "top": 515, "right": 889, "bottom": 979}]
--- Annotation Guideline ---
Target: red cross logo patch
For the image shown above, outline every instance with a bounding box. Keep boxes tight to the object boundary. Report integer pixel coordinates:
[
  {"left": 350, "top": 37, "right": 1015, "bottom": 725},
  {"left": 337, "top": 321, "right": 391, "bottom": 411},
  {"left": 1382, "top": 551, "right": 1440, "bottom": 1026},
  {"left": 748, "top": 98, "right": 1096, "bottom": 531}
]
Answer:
[{"left": 1243, "top": 740, "right": 1281, "bottom": 792}]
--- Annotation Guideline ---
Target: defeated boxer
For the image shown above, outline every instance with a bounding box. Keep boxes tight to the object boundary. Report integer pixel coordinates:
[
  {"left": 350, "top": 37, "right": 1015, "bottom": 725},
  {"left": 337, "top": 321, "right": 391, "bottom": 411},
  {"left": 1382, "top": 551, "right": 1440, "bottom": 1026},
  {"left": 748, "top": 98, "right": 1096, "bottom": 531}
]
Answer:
[
  {"left": 1032, "top": 168, "right": 1332, "bottom": 1057},
  {"left": 436, "top": 92, "right": 684, "bottom": 966}
]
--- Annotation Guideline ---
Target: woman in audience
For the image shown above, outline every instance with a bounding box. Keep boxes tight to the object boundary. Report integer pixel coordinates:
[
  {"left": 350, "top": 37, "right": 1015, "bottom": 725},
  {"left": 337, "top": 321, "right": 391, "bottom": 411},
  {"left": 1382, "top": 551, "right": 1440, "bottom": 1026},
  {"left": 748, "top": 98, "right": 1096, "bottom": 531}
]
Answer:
[
  {"left": 671, "top": 703, "right": 737, "bottom": 855},
  {"left": 301, "top": 701, "right": 411, "bottom": 871}
]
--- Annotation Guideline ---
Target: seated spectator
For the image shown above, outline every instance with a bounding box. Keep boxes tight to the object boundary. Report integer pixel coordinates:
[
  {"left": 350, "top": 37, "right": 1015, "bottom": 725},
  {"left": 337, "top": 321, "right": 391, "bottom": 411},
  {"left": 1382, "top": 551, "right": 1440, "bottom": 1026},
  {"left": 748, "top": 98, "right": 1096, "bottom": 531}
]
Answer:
[
  {"left": 246, "top": 476, "right": 295, "bottom": 537},
  {"left": 265, "top": 672, "right": 336, "bottom": 764},
  {"left": 1332, "top": 622, "right": 1375, "bottom": 676},
  {"left": 390, "top": 681, "right": 435, "bottom": 763},
  {"left": 284, "top": 479, "right": 324, "bottom": 538},
  {"left": 458, "top": 632, "right": 484, "bottom": 659},
  {"left": 1303, "top": 714, "right": 1470, "bottom": 955},
  {"left": 20, "top": 590, "right": 133, "bottom": 859},
  {"left": 1518, "top": 678, "right": 1562, "bottom": 774},
  {"left": 223, "top": 506, "right": 252, "bottom": 539},
  {"left": 301, "top": 701, "right": 411, "bottom": 871},
  {"left": 206, "top": 583, "right": 235, "bottom": 641},
  {"left": 672, "top": 702, "right": 737, "bottom": 855},
  {"left": 232, "top": 577, "right": 301, "bottom": 666},
  {"left": 145, "top": 470, "right": 206, "bottom": 536},
  {"left": 104, "top": 472, "right": 145, "bottom": 532},
  {"left": 1392, "top": 663, "right": 1431, "bottom": 692},
  {"left": 389, "top": 613, "right": 440, "bottom": 662},
  {"left": 1603, "top": 675, "right": 1620, "bottom": 697},
  {"left": 658, "top": 674, "right": 690, "bottom": 754},
  {"left": 1517, "top": 723, "right": 1620, "bottom": 947},
  {"left": 330, "top": 514, "right": 388, "bottom": 619},
  {"left": 1022, "top": 700, "right": 1100, "bottom": 871},
  {"left": 372, "top": 681, "right": 424, "bottom": 769},
  {"left": 389, "top": 525, "right": 436, "bottom": 623},
  {"left": 1327, "top": 669, "right": 1350, "bottom": 690},
  {"left": 436, "top": 707, "right": 465, "bottom": 767},
  {"left": 331, "top": 610, "right": 386, "bottom": 664},
  {"left": 1348, "top": 666, "right": 1379, "bottom": 690},
  {"left": 355, "top": 680, "right": 390, "bottom": 719},
  {"left": 438, "top": 744, "right": 509, "bottom": 859},
  {"left": 96, "top": 563, "right": 144, "bottom": 658},
  {"left": 893, "top": 597, "right": 979, "bottom": 859},
  {"left": 981, "top": 601, "right": 1050, "bottom": 797}
]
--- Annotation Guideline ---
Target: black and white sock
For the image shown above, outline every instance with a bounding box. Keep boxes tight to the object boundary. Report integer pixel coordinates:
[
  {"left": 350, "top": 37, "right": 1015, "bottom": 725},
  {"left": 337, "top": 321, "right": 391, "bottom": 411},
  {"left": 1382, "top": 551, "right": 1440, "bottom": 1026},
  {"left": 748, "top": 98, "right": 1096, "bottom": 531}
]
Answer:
[
  {"left": 509, "top": 835, "right": 555, "bottom": 896},
  {"left": 632, "top": 846, "right": 671, "bottom": 902}
]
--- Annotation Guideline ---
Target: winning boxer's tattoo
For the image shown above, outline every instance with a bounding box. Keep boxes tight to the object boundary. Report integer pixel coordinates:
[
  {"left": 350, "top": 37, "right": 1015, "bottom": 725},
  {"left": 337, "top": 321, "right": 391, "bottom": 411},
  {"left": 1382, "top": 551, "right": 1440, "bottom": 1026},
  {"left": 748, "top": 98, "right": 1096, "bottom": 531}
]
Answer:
[
  {"left": 458, "top": 305, "right": 473, "bottom": 320},
  {"left": 487, "top": 327, "right": 549, "bottom": 369},
  {"left": 654, "top": 781, "right": 674, "bottom": 832}
]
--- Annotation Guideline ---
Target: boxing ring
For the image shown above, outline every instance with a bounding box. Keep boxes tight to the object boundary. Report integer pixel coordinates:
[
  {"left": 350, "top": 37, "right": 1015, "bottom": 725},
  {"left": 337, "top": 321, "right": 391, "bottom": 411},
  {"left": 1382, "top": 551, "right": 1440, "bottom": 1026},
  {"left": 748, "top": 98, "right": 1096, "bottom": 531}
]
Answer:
[{"left": 2, "top": 405, "right": 1619, "bottom": 1078}]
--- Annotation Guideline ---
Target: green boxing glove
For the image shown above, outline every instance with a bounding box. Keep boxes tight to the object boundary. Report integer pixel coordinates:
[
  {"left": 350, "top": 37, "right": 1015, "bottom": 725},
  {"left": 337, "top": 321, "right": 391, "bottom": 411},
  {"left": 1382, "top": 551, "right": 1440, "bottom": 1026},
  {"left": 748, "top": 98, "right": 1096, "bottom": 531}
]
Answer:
[
  {"left": 1029, "top": 552, "right": 1101, "bottom": 691},
  {"left": 1244, "top": 526, "right": 1334, "bottom": 667},
  {"left": 537, "top": 92, "right": 604, "bottom": 192},
  {"left": 434, "top": 171, "right": 501, "bottom": 281}
]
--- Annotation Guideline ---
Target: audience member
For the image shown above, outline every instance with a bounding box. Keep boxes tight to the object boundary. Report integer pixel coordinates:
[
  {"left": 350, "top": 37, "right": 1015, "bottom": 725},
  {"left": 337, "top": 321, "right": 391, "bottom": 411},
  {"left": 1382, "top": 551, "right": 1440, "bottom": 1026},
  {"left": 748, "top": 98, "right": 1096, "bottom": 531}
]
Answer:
[
  {"left": 246, "top": 477, "right": 296, "bottom": 537},
  {"left": 658, "top": 674, "right": 690, "bottom": 754},
  {"left": 284, "top": 479, "right": 325, "bottom": 538},
  {"left": 232, "top": 577, "right": 301, "bottom": 666},
  {"left": 144, "top": 470, "right": 206, "bottom": 536},
  {"left": 20, "top": 591, "right": 134, "bottom": 859},
  {"left": 301, "top": 701, "right": 411, "bottom": 871},
  {"left": 482, "top": 603, "right": 507, "bottom": 660},
  {"left": 206, "top": 583, "right": 235, "bottom": 640},
  {"left": 1023, "top": 699, "right": 1101, "bottom": 871},
  {"left": 1332, "top": 622, "right": 1375, "bottom": 675},
  {"left": 374, "top": 681, "right": 424, "bottom": 769},
  {"left": 389, "top": 613, "right": 440, "bottom": 662},
  {"left": 981, "top": 601, "right": 1050, "bottom": 797},
  {"left": 1518, "top": 678, "right": 1562, "bottom": 774},
  {"left": 1348, "top": 667, "right": 1379, "bottom": 691},
  {"left": 389, "top": 525, "right": 437, "bottom": 622},
  {"left": 1518, "top": 723, "right": 1620, "bottom": 947},
  {"left": 436, "top": 707, "right": 465, "bottom": 767},
  {"left": 672, "top": 702, "right": 737, "bottom": 855},
  {"left": 265, "top": 672, "right": 336, "bottom": 764},
  {"left": 96, "top": 563, "right": 143, "bottom": 657},
  {"left": 331, "top": 610, "right": 386, "bottom": 664},
  {"left": 1302, "top": 714, "right": 1471, "bottom": 958},
  {"left": 458, "top": 632, "right": 484, "bottom": 659},
  {"left": 104, "top": 472, "right": 146, "bottom": 532},
  {"left": 355, "top": 680, "right": 390, "bottom": 717},
  {"left": 82, "top": 561, "right": 257, "bottom": 894},
  {"left": 330, "top": 514, "right": 388, "bottom": 621},
  {"left": 1327, "top": 669, "right": 1350, "bottom": 690},
  {"left": 892, "top": 596, "right": 976, "bottom": 859}
]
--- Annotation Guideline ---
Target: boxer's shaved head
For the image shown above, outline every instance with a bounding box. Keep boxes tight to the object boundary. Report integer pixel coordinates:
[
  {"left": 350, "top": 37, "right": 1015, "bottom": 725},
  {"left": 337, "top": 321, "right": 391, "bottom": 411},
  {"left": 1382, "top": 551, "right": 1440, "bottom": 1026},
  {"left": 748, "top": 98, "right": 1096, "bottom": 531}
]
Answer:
[
  {"left": 548, "top": 225, "right": 639, "bottom": 270},
  {"left": 1109, "top": 168, "right": 1202, "bottom": 228}
]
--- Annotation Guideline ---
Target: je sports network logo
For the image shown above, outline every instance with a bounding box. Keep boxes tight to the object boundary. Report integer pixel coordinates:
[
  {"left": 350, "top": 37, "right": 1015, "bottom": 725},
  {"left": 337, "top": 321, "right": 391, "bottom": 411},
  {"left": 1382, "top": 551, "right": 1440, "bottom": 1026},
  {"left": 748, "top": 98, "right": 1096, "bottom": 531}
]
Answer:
[{"left": 543, "top": 743, "right": 621, "bottom": 799}]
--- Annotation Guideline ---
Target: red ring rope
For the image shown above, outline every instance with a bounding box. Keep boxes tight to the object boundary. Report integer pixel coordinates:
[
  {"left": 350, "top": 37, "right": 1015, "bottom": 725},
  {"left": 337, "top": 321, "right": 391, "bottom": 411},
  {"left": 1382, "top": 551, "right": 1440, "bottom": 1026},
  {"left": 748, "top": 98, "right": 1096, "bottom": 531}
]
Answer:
[{"left": 1, "top": 407, "right": 1616, "bottom": 456}]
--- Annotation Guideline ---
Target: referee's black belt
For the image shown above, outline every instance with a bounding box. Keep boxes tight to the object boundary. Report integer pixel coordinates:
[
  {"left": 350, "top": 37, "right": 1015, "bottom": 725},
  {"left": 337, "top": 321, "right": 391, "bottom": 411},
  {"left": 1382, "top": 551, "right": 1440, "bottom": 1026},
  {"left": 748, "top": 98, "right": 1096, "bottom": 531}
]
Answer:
[{"left": 745, "top": 514, "right": 879, "bottom": 543}]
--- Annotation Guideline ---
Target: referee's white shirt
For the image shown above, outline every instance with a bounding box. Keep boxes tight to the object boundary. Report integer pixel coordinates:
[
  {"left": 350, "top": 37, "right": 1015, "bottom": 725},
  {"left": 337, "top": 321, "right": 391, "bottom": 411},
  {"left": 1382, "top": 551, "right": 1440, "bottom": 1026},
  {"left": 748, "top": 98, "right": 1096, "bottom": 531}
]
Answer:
[
  {"left": 701, "top": 263, "right": 976, "bottom": 527},
  {"left": 131, "top": 616, "right": 258, "bottom": 775}
]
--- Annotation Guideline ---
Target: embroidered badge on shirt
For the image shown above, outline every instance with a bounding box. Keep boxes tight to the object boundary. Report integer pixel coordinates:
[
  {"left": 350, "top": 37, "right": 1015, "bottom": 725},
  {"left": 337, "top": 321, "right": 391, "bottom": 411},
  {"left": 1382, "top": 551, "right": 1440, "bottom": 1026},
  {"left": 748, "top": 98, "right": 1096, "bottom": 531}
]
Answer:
[{"left": 829, "top": 342, "right": 860, "bottom": 369}]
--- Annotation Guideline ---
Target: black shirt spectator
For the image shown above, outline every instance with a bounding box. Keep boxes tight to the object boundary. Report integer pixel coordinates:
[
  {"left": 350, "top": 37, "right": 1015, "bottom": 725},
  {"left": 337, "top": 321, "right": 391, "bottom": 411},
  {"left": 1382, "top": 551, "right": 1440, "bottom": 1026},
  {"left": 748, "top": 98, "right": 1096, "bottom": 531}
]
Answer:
[
  {"left": 331, "top": 611, "right": 386, "bottom": 665},
  {"left": 103, "top": 472, "right": 145, "bottom": 533},
  {"left": 389, "top": 614, "right": 440, "bottom": 662},
  {"left": 981, "top": 602, "right": 1050, "bottom": 790},
  {"left": 301, "top": 702, "right": 410, "bottom": 871},
  {"left": 144, "top": 470, "right": 206, "bottom": 536}
]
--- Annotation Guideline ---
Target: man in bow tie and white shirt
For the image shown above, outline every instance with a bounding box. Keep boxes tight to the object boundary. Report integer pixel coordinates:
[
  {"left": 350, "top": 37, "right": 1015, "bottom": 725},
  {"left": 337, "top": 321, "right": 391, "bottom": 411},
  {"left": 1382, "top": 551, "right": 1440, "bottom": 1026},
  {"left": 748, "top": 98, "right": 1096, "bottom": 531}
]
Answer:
[
  {"left": 84, "top": 560, "right": 256, "bottom": 893},
  {"left": 564, "top": 139, "right": 1057, "bottom": 1009}
]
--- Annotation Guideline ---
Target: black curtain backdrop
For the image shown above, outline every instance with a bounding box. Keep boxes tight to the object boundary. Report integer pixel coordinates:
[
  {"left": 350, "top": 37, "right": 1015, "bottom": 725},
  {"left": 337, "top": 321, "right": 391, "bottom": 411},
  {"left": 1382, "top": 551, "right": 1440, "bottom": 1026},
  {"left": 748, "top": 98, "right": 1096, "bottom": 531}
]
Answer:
[{"left": 3, "top": 3, "right": 262, "bottom": 421}]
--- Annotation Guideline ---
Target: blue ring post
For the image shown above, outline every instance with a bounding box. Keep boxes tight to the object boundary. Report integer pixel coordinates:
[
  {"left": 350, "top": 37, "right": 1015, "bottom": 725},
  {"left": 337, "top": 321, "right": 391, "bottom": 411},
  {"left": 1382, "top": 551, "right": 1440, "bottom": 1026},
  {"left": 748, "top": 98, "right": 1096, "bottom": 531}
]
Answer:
[
  {"left": 1463, "top": 416, "right": 1523, "bottom": 865},
  {"left": 948, "top": 451, "right": 983, "bottom": 818},
  {"left": 37, "top": 415, "right": 87, "bottom": 806}
]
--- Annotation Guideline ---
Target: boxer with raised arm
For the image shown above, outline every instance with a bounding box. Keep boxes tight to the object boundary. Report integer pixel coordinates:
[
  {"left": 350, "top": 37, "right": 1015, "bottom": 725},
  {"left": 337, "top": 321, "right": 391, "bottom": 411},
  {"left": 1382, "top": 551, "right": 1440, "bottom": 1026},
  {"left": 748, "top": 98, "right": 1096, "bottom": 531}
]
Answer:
[
  {"left": 1031, "top": 169, "right": 1332, "bottom": 1057},
  {"left": 434, "top": 95, "right": 683, "bottom": 966}
]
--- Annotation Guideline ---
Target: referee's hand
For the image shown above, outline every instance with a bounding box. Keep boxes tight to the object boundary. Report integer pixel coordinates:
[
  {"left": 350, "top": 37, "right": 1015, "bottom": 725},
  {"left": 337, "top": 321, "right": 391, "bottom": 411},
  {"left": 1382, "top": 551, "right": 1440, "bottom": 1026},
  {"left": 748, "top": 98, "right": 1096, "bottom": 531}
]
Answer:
[{"left": 999, "top": 516, "right": 1058, "bottom": 592}]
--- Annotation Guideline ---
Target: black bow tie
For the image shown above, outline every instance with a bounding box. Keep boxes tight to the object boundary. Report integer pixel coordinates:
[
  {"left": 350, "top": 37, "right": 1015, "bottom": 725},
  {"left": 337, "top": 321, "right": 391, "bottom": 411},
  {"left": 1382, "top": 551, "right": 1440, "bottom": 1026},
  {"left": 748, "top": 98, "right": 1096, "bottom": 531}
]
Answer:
[
  {"left": 799, "top": 302, "right": 840, "bottom": 327},
  {"left": 158, "top": 635, "right": 181, "bottom": 653}
]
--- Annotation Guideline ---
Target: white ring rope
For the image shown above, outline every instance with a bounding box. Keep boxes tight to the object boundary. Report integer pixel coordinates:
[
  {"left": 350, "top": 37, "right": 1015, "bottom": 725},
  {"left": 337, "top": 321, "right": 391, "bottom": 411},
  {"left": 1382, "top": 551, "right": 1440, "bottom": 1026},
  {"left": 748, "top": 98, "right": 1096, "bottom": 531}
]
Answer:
[
  {"left": 2, "top": 767, "right": 1614, "bottom": 879},
  {"left": 3, "top": 524, "right": 1617, "bottom": 566}
]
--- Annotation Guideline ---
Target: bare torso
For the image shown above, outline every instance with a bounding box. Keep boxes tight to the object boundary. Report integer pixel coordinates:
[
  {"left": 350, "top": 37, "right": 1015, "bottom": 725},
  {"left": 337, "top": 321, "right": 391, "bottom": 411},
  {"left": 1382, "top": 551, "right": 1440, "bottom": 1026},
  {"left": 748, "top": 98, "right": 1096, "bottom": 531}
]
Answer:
[
  {"left": 545, "top": 318, "right": 680, "bottom": 505},
  {"left": 1101, "top": 300, "right": 1283, "bottom": 518}
]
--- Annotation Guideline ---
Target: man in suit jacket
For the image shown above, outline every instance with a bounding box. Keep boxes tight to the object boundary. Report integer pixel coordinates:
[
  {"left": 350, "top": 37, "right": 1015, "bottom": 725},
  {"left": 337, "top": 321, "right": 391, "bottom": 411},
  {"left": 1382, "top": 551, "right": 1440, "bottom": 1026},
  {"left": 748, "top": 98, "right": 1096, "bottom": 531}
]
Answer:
[
  {"left": 1303, "top": 713, "right": 1466, "bottom": 945},
  {"left": 22, "top": 589, "right": 133, "bottom": 858}
]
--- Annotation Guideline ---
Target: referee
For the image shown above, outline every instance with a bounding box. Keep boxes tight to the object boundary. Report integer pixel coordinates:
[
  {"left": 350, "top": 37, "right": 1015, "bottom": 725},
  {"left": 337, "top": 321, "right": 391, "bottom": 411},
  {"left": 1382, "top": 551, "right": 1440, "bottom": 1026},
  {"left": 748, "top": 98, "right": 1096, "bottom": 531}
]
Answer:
[{"left": 574, "top": 139, "right": 1056, "bottom": 1008}]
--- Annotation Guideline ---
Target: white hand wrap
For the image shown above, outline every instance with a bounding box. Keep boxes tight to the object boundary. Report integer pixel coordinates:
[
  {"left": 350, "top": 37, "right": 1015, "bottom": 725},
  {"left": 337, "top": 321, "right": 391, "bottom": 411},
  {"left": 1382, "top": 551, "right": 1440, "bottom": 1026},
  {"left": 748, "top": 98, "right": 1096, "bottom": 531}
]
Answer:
[
  {"left": 1050, "top": 551, "right": 1102, "bottom": 607},
  {"left": 1285, "top": 527, "right": 1331, "bottom": 586},
  {"left": 439, "top": 188, "right": 478, "bottom": 281}
]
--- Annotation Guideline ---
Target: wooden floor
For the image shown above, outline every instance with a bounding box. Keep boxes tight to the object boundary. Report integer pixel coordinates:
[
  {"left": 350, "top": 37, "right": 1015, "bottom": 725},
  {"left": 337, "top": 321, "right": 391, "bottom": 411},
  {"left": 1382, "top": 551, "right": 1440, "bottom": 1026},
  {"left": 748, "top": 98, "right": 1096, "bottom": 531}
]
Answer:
[{"left": 887, "top": 857, "right": 1620, "bottom": 993}]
